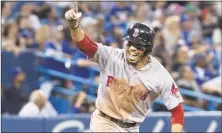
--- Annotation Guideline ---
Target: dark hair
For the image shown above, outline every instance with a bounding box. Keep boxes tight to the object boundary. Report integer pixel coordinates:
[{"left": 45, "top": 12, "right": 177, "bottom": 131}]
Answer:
[
  {"left": 1, "top": 2, "right": 5, "bottom": 9},
  {"left": 16, "top": 14, "right": 29, "bottom": 26},
  {"left": 3, "top": 22, "right": 11, "bottom": 37},
  {"left": 178, "top": 65, "right": 186, "bottom": 78},
  {"left": 154, "top": 27, "right": 161, "bottom": 33},
  {"left": 218, "top": 16, "right": 222, "bottom": 30},
  {"left": 144, "top": 47, "right": 152, "bottom": 56}
]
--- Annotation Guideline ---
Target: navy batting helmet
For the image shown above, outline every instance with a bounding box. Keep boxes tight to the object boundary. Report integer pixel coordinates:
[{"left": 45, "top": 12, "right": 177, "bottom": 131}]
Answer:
[{"left": 123, "top": 23, "right": 155, "bottom": 54}]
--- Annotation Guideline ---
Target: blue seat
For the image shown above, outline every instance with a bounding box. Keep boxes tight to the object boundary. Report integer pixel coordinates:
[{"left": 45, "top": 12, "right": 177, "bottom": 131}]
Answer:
[
  {"left": 17, "top": 51, "right": 39, "bottom": 94},
  {"left": 1, "top": 51, "right": 18, "bottom": 89},
  {"left": 49, "top": 96, "right": 70, "bottom": 114}
]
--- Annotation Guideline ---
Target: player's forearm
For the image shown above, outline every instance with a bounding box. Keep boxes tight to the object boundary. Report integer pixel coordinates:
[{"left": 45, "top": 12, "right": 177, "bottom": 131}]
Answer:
[
  {"left": 70, "top": 26, "right": 85, "bottom": 43},
  {"left": 65, "top": 2, "right": 97, "bottom": 57},
  {"left": 172, "top": 124, "right": 183, "bottom": 132},
  {"left": 170, "top": 103, "right": 184, "bottom": 132}
]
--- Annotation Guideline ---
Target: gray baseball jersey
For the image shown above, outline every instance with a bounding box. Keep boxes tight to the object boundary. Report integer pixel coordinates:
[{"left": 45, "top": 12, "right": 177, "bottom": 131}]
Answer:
[{"left": 90, "top": 43, "right": 183, "bottom": 123}]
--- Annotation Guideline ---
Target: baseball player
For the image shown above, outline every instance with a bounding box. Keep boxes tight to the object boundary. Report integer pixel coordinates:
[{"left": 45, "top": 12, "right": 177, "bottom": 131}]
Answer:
[{"left": 65, "top": 2, "right": 184, "bottom": 132}]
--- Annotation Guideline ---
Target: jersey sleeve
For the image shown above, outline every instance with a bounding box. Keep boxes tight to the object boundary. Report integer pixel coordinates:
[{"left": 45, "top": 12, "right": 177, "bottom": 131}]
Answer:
[
  {"left": 90, "top": 43, "right": 120, "bottom": 71},
  {"left": 156, "top": 67, "right": 184, "bottom": 110}
]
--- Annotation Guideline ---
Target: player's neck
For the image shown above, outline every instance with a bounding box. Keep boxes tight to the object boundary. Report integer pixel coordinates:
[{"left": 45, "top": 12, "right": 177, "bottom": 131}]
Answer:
[{"left": 134, "top": 56, "right": 150, "bottom": 70}]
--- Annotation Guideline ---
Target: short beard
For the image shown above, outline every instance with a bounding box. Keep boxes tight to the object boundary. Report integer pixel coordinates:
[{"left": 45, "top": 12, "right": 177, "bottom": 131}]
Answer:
[
  {"left": 127, "top": 55, "right": 150, "bottom": 68},
  {"left": 127, "top": 59, "right": 138, "bottom": 66}
]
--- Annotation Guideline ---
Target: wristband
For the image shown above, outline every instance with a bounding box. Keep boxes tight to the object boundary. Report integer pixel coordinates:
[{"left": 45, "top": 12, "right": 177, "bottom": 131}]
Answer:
[{"left": 70, "top": 24, "right": 80, "bottom": 31}]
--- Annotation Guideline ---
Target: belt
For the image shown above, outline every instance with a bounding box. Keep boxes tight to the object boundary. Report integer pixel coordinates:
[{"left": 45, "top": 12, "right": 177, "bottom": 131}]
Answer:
[{"left": 99, "top": 111, "right": 137, "bottom": 128}]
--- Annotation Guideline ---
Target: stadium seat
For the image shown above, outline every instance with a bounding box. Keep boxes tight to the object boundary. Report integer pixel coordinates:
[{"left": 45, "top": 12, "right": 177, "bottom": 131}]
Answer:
[
  {"left": 1, "top": 51, "right": 18, "bottom": 89},
  {"left": 49, "top": 96, "right": 70, "bottom": 114},
  {"left": 17, "top": 51, "right": 40, "bottom": 95}
]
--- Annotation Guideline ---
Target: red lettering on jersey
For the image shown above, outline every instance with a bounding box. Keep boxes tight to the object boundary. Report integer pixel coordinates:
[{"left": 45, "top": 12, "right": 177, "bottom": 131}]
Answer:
[
  {"left": 171, "top": 83, "right": 179, "bottom": 97},
  {"left": 106, "top": 76, "right": 114, "bottom": 86}
]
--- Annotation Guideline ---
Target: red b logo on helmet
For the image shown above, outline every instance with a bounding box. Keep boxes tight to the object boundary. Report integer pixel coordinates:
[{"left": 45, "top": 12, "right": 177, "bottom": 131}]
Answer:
[{"left": 133, "top": 28, "right": 139, "bottom": 37}]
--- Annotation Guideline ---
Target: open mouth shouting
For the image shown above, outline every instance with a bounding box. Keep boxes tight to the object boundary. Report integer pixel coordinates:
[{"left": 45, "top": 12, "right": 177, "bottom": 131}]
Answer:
[{"left": 126, "top": 41, "right": 146, "bottom": 64}]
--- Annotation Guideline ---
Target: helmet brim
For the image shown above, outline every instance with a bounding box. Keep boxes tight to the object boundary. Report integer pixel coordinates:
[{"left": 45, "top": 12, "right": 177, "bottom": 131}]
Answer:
[{"left": 123, "top": 36, "right": 149, "bottom": 46}]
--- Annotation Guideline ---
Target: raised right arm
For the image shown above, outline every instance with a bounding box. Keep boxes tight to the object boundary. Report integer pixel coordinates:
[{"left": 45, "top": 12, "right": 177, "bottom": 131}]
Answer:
[{"left": 65, "top": 2, "right": 97, "bottom": 58}]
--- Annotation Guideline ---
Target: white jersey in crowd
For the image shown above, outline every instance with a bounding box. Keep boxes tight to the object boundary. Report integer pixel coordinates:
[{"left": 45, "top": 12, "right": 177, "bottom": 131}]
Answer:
[
  {"left": 18, "top": 101, "right": 57, "bottom": 117},
  {"left": 91, "top": 43, "right": 183, "bottom": 123}
]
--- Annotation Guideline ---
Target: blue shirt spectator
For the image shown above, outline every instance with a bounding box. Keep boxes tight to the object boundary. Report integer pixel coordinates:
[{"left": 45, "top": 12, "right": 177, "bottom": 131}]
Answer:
[
  {"left": 191, "top": 53, "right": 218, "bottom": 86},
  {"left": 105, "top": 2, "right": 132, "bottom": 22},
  {"left": 44, "top": 39, "right": 74, "bottom": 73}
]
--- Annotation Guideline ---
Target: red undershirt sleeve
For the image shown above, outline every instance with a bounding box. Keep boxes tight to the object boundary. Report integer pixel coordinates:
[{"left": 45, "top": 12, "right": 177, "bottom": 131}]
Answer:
[
  {"left": 75, "top": 34, "right": 98, "bottom": 58},
  {"left": 170, "top": 103, "right": 184, "bottom": 126}
]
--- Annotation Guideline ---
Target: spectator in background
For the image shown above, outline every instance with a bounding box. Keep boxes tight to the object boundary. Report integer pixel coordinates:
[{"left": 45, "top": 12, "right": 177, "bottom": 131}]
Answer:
[
  {"left": 212, "top": 17, "right": 222, "bottom": 74},
  {"left": 2, "top": 67, "right": 27, "bottom": 114},
  {"left": 188, "top": 31, "right": 202, "bottom": 51},
  {"left": 70, "top": 91, "right": 87, "bottom": 113},
  {"left": 201, "top": 7, "right": 218, "bottom": 39},
  {"left": 103, "top": 23, "right": 126, "bottom": 48},
  {"left": 167, "top": 3, "right": 184, "bottom": 16},
  {"left": 18, "top": 89, "right": 57, "bottom": 117},
  {"left": 183, "top": 2, "right": 202, "bottom": 33},
  {"left": 99, "top": 1, "right": 117, "bottom": 14},
  {"left": 43, "top": 25, "right": 73, "bottom": 73},
  {"left": 45, "top": 1, "right": 71, "bottom": 17},
  {"left": 177, "top": 65, "right": 203, "bottom": 108},
  {"left": 107, "top": 2, "right": 132, "bottom": 23},
  {"left": 162, "top": 15, "right": 182, "bottom": 55},
  {"left": 35, "top": 25, "right": 51, "bottom": 51},
  {"left": 152, "top": 1, "right": 167, "bottom": 26},
  {"left": 111, "top": 25, "right": 125, "bottom": 48},
  {"left": 18, "top": 89, "right": 46, "bottom": 117},
  {"left": 2, "top": 21, "right": 19, "bottom": 54},
  {"left": 31, "top": 2, "right": 51, "bottom": 20},
  {"left": 80, "top": 16, "right": 99, "bottom": 41},
  {"left": 172, "top": 45, "right": 189, "bottom": 72},
  {"left": 48, "top": 78, "right": 90, "bottom": 114},
  {"left": 152, "top": 22, "right": 172, "bottom": 72},
  {"left": 1, "top": 2, "right": 13, "bottom": 25},
  {"left": 213, "top": 1, "right": 222, "bottom": 17},
  {"left": 44, "top": 25, "right": 67, "bottom": 55},
  {"left": 2, "top": 21, "right": 18, "bottom": 43},
  {"left": 202, "top": 76, "right": 221, "bottom": 97},
  {"left": 16, "top": 14, "right": 35, "bottom": 43},
  {"left": 16, "top": 30, "right": 38, "bottom": 50},
  {"left": 129, "top": 2, "right": 153, "bottom": 25},
  {"left": 192, "top": 53, "right": 218, "bottom": 86},
  {"left": 79, "top": 2, "right": 98, "bottom": 17},
  {"left": 18, "top": 3, "right": 41, "bottom": 30},
  {"left": 41, "top": 6, "right": 62, "bottom": 30},
  {"left": 180, "top": 14, "right": 195, "bottom": 45},
  {"left": 212, "top": 17, "right": 222, "bottom": 48},
  {"left": 177, "top": 65, "right": 201, "bottom": 92},
  {"left": 153, "top": 1, "right": 167, "bottom": 18}
]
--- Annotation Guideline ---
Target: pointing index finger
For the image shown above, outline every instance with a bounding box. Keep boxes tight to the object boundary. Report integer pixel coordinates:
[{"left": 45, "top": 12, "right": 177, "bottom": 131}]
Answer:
[{"left": 73, "top": 1, "right": 78, "bottom": 13}]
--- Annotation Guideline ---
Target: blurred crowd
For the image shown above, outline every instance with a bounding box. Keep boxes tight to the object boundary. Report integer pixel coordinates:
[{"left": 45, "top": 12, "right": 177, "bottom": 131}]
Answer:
[{"left": 1, "top": 1, "right": 221, "bottom": 116}]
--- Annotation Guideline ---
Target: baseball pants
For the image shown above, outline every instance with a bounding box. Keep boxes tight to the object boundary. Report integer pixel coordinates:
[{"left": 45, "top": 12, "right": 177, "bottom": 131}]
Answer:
[{"left": 90, "top": 109, "right": 140, "bottom": 132}]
